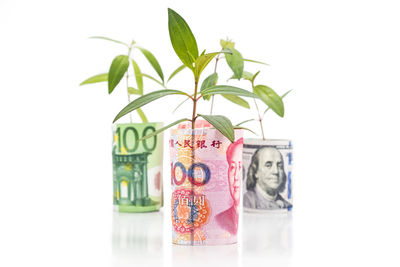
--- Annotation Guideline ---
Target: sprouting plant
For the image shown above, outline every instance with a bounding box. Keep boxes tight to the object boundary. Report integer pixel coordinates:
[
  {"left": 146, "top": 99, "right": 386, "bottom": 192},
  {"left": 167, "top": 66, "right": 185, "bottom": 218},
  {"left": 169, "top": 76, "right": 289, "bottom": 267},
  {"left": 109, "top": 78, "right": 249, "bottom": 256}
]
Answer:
[
  {"left": 204, "top": 38, "right": 292, "bottom": 140},
  {"left": 112, "top": 8, "right": 266, "bottom": 143},
  {"left": 80, "top": 36, "right": 166, "bottom": 123}
]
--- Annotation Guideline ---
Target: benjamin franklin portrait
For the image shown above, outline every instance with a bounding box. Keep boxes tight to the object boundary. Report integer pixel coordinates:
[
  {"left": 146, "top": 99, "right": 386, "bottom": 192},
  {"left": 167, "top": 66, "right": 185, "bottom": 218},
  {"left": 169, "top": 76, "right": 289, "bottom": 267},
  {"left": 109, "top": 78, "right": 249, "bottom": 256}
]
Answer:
[{"left": 243, "top": 146, "right": 292, "bottom": 210}]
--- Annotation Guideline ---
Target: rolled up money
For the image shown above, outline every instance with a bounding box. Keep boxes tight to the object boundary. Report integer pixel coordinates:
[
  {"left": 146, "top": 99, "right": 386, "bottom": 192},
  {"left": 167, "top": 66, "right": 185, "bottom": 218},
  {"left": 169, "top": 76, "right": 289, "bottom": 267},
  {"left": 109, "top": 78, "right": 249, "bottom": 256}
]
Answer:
[
  {"left": 170, "top": 125, "right": 243, "bottom": 245},
  {"left": 242, "top": 139, "right": 293, "bottom": 212},
  {"left": 112, "top": 122, "right": 163, "bottom": 212}
]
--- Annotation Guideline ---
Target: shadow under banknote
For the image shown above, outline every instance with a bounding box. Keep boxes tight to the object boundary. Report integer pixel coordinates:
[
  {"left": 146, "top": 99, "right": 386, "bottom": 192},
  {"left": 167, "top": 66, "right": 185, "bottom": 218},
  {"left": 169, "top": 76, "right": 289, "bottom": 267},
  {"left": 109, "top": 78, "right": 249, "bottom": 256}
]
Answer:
[{"left": 112, "top": 211, "right": 163, "bottom": 266}]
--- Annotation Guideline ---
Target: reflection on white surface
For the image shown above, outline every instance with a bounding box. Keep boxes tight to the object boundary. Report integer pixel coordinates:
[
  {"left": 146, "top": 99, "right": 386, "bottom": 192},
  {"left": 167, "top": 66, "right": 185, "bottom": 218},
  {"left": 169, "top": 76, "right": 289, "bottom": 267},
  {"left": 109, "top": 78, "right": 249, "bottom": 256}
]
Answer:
[
  {"left": 172, "top": 244, "right": 239, "bottom": 267},
  {"left": 112, "top": 211, "right": 163, "bottom": 266},
  {"left": 242, "top": 212, "right": 292, "bottom": 266},
  {"left": 110, "top": 210, "right": 292, "bottom": 267}
]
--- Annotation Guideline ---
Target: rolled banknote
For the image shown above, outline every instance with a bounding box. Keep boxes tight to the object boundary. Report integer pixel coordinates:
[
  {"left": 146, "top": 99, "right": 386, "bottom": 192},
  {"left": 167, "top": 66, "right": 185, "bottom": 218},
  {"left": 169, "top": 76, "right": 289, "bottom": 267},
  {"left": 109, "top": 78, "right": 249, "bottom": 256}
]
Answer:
[
  {"left": 112, "top": 122, "right": 163, "bottom": 212},
  {"left": 242, "top": 139, "right": 293, "bottom": 212},
  {"left": 169, "top": 123, "right": 243, "bottom": 245}
]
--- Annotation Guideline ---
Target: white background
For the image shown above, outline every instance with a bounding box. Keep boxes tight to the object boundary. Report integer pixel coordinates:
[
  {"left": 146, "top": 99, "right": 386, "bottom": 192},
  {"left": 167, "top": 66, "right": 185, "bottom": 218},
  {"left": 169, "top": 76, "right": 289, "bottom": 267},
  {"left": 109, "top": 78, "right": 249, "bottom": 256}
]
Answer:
[{"left": 1, "top": 0, "right": 400, "bottom": 266}]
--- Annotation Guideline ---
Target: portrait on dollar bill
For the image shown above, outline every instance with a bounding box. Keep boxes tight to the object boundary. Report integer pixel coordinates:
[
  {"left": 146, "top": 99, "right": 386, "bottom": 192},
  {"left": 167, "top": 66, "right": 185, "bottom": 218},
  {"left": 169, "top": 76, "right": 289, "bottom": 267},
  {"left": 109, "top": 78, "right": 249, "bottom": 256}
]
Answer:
[
  {"left": 215, "top": 137, "right": 243, "bottom": 235},
  {"left": 243, "top": 145, "right": 292, "bottom": 210}
]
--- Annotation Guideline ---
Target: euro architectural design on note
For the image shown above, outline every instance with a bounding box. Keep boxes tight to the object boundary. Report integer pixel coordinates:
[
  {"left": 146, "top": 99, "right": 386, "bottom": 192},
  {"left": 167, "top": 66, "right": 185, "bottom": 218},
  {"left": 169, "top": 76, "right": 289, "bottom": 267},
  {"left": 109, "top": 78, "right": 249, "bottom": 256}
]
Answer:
[{"left": 112, "top": 123, "right": 163, "bottom": 212}]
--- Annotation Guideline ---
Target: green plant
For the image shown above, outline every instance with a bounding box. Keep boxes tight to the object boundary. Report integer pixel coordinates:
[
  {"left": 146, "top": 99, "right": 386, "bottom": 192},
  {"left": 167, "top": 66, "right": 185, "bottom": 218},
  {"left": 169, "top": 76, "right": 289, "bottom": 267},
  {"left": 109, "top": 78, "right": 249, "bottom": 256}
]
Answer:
[
  {"left": 211, "top": 38, "right": 292, "bottom": 140},
  {"left": 113, "top": 8, "right": 273, "bottom": 143},
  {"left": 80, "top": 36, "right": 165, "bottom": 123}
]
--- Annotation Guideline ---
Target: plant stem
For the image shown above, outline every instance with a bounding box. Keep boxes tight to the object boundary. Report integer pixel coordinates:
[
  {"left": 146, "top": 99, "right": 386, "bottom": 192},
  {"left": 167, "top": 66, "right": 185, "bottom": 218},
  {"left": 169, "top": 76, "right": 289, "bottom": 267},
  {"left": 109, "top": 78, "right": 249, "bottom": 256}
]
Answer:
[
  {"left": 209, "top": 54, "right": 220, "bottom": 115},
  {"left": 192, "top": 81, "right": 199, "bottom": 130},
  {"left": 253, "top": 98, "right": 265, "bottom": 140},
  {"left": 126, "top": 45, "right": 133, "bottom": 123},
  {"left": 251, "top": 80, "right": 265, "bottom": 140}
]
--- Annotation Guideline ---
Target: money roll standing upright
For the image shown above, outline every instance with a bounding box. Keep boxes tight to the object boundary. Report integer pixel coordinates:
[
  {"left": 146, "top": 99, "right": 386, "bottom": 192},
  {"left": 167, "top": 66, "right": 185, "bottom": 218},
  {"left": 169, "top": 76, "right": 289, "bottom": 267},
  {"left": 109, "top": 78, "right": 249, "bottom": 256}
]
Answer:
[
  {"left": 169, "top": 121, "right": 243, "bottom": 245},
  {"left": 112, "top": 122, "right": 163, "bottom": 212},
  {"left": 242, "top": 139, "right": 293, "bottom": 212}
]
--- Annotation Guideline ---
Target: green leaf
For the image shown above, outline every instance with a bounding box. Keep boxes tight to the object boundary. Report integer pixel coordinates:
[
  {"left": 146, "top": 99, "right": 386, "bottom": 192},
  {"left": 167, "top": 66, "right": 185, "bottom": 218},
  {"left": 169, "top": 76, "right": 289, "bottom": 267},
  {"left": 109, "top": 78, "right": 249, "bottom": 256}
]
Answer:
[
  {"left": 168, "top": 8, "right": 199, "bottom": 69},
  {"left": 198, "top": 114, "right": 235, "bottom": 143},
  {"left": 254, "top": 85, "right": 284, "bottom": 117},
  {"left": 136, "top": 47, "right": 164, "bottom": 83},
  {"left": 234, "top": 126, "right": 257, "bottom": 136},
  {"left": 263, "top": 89, "right": 292, "bottom": 116},
  {"left": 167, "top": 65, "right": 186, "bottom": 82},
  {"left": 90, "top": 36, "right": 128, "bottom": 47},
  {"left": 200, "top": 73, "right": 218, "bottom": 101},
  {"left": 194, "top": 52, "right": 219, "bottom": 79},
  {"left": 172, "top": 95, "right": 193, "bottom": 113},
  {"left": 138, "top": 118, "right": 190, "bottom": 141},
  {"left": 244, "top": 58, "right": 269, "bottom": 65},
  {"left": 131, "top": 59, "right": 143, "bottom": 95},
  {"left": 251, "top": 71, "right": 260, "bottom": 83},
  {"left": 225, "top": 48, "right": 244, "bottom": 80},
  {"left": 80, "top": 73, "right": 108, "bottom": 85},
  {"left": 108, "top": 55, "right": 129, "bottom": 94},
  {"left": 236, "top": 119, "right": 255, "bottom": 126},
  {"left": 136, "top": 108, "right": 148, "bottom": 123},
  {"left": 113, "top": 89, "right": 189, "bottom": 122},
  {"left": 194, "top": 50, "right": 231, "bottom": 79},
  {"left": 201, "top": 85, "right": 259, "bottom": 99},
  {"left": 220, "top": 38, "right": 235, "bottom": 49},
  {"left": 142, "top": 73, "right": 166, "bottom": 89},
  {"left": 221, "top": 94, "right": 250, "bottom": 109},
  {"left": 128, "top": 87, "right": 140, "bottom": 95},
  {"left": 228, "top": 71, "right": 253, "bottom": 81}
]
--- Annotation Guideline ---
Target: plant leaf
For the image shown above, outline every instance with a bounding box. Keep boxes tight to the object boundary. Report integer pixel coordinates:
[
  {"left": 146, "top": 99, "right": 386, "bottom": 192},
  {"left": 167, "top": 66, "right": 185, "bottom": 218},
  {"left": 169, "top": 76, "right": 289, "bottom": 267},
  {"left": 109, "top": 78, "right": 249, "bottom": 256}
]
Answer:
[
  {"left": 136, "top": 108, "right": 148, "bottom": 123},
  {"left": 201, "top": 85, "right": 259, "bottom": 99},
  {"left": 90, "top": 36, "right": 128, "bottom": 47},
  {"left": 236, "top": 119, "right": 255, "bottom": 126},
  {"left": 128, "top": 87, "right": 140, "bottom": 95},
  {"left": 194, "top": 50, "right": 231, "bottom": 79},
  {"left": 263, "top": 89, "right": 292, "bottom": 116},
  {"left": 113, "top": 89, "right": 189, "bottom": 122},
  {"left": 221, "top": 94, "right": 250, "bottom": 109},
  {"left": 80, "top": 73, "right": 108, "bottom": 85},
  {"left": 225, "top": 48, "right": 244, "bottom": 80},
  {"left": 228, "top": 71, "right": 253, "bottom": 81},
  {"left": 131, "top": 59, "right": 143, "bottom": 95},
  {"left": 167, "top": 65, "right": 186, "bottom": 82},
  {"left": 251, "top": 71, "right": 260, "bottom": 84},
  {"left": 108, "top": 55, "right": 129, "bottom": 94},
  {"left": 168, "top": 8, "right": 199, "bottom": 69},
  {"left": 138, "top": 118, "right": 190, "bottom": 141},
  {"left": 234, "top": 126, "right": 257, "bottom": 136},
  {"left": 198, "top": 114, "right": 235, "bottom": 143},
  {"left": 172, "top": 96, "right": 192, "bottom": 113},
  {"left": 244, "top": 58, "right": 269, "bottom": 65},
  {"left": 142, "top": 73, "right": 166, "bottom": 88},
  {"left": 136, "top": 47, "right": 164, "bottom": 83},
  {"left": 194, "top": 52, "right": 219, "bottom": 78},
  {"left": 254, "top": 85, "right": 284, "bottom": 117},
  {"left": 200, "top": 73, "right": 218, "bottom": 100}
]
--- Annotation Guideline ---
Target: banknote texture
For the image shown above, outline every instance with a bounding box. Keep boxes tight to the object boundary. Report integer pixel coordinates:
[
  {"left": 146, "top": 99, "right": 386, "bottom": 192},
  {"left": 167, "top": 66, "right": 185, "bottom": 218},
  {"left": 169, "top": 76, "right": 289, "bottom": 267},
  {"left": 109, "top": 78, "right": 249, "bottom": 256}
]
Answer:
[
  {"left": 112, "top": 123, "right": 163, "bottom": 212},
  {"left": 242, "top": 139, "right": 293, "bottom": 212},
  {"left": 170, "top": 126, "right": 243, "bottom": 245}
]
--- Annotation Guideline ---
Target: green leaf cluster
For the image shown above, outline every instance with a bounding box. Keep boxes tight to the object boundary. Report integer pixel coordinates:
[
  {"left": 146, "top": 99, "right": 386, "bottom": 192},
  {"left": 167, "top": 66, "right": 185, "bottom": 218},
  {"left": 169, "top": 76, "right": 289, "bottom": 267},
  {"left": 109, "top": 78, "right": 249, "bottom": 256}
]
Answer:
[
  {"left": 216, "top": 38, "right": 292, "bottom": 138},
  {"left": 82, "top": 9, "right": 291, "bottom": 143},
  {"left": 80, "top": 36, "right": 166, "bottom": 122},
  {"left": 110, "top": 9, "right": 265, "bottom": 142}
]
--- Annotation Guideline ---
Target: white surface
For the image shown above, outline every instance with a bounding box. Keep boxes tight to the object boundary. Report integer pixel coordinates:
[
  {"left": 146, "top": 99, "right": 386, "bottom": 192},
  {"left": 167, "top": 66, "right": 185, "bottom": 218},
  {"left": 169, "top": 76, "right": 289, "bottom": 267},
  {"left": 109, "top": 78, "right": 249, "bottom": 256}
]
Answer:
[{"left": 1, "top": 0, "right": 400, "bottom": 266}]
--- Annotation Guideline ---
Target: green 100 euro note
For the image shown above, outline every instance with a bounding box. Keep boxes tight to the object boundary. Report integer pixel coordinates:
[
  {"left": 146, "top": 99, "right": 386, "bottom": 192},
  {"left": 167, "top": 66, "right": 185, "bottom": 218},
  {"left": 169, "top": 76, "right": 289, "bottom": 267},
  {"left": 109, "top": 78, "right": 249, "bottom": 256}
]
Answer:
[{"left": 112, "top": 122, "right": 163, "bottom": 212}]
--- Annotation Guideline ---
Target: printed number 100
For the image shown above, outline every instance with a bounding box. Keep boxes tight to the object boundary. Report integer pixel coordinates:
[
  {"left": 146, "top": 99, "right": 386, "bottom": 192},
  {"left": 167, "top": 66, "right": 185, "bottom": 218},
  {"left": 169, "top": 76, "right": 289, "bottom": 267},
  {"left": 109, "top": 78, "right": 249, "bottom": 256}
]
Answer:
[{"left": 115, "top": 126, "right": 157, "bottom": 153}]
